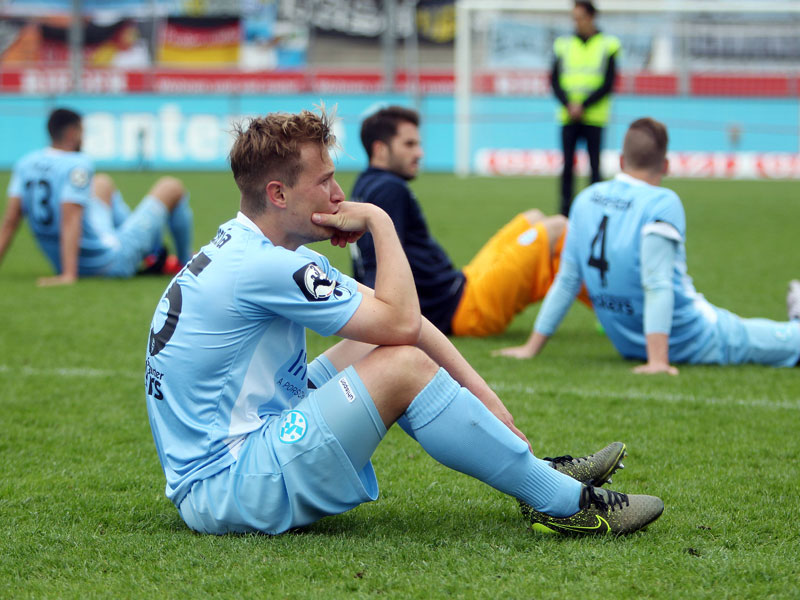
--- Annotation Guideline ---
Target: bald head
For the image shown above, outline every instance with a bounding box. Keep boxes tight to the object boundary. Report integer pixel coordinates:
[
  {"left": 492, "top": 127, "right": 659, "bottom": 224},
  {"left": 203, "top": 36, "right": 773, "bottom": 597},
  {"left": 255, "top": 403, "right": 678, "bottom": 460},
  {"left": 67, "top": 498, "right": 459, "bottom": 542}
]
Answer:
[{"left": 622, "top": 118, "right": 668, "bottom": 174}]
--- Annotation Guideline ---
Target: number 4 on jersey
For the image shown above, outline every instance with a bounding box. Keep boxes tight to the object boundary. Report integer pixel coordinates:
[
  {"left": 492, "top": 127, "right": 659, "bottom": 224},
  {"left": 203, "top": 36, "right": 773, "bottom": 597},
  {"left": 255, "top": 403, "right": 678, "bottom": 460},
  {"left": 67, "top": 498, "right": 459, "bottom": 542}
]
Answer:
[{"left": 588, "top": 215, "right": 610, "bottom": 287}]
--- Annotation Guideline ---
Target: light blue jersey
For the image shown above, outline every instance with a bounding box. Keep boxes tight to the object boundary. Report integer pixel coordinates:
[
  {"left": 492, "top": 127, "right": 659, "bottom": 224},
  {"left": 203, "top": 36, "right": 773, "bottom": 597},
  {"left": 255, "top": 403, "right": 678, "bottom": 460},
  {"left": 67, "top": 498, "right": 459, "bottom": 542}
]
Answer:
[
  {"left": 546, "top": 173, "right": 800, "bottom": 366},
  {"left": 7, "top": 148, "right": 121, "bottom": 274},
  {"left": 563, "top": 174, "right": 714, "bottom": 362},
  {"left": 145, "top": 213, "right": 363, "bottom": 507}
]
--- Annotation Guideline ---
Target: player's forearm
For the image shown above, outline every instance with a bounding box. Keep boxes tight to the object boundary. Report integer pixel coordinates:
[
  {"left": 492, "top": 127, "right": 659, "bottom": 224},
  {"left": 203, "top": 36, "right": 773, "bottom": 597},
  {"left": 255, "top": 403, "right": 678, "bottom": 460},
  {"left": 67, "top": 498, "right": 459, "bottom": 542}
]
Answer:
[
  {"left": 526, "top": 332, "right": 550, "bottom": 357},
  {"left": 0, "top": 198, "right": 22, "bottom": 266},
  {"left": 367, "top": 208, "right": 421, "bottom": 333},
  {"left": 644, "top": 333, "right": 671, "bottom": 367},
  {"left": 0, "top": 218, "right": 19, "bottom": 266},
  {"left": 59, "top": 234, "right": 80, "bottom": 279},
  {"left": 59, "top": 207, "right": 83, "bottom": 280},
  {"left": 417, "top": 317, "right": 492, "bottom": 399},
  {"left": 533, "top": 260, "right": 581, "bottom": 337},
  {"left": 417, "top": 317, "right": 526, "bottom": 447}
]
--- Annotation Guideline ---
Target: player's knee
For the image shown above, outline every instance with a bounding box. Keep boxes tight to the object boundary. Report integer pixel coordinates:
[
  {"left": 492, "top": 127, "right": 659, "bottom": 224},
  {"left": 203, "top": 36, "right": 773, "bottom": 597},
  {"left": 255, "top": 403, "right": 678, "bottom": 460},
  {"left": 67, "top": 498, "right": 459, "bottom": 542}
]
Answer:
[
  {"left": 522, "top": 209, "right": 545, "bottom": 225},
  {"left": 543, "top": 214, "right": 567, "bottom": 248},
  {"left": 149, "top": 176, "right": 186, "bottom": 211},
  {"left": 92, "top": 173, "right": 115, "bottom": 205},
  {"left": 376, "top": 345, "right": 438, "bottom": 408}
]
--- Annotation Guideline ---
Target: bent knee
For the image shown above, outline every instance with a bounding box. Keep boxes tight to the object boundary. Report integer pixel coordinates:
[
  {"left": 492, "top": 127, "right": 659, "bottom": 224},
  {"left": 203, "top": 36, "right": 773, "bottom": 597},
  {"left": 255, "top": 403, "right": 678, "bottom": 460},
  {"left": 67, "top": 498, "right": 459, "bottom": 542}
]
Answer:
[
  {"left": 382, "top": 345, "right": 438, "bottom": 379},
  {"left": 92, "top": 173, "right": 116, "bottom": 205},
  {"left": 522, "top": 209, "right": 545, "bottom": 225},
  {"left": 149, "top": 176, "right": 186, "bottom": 209},
  {"left": 373, "top": 345, "right": 438, "bottom": 396},
  {"left": 542, "top": 214, "right": 567, "bottom": 246}
]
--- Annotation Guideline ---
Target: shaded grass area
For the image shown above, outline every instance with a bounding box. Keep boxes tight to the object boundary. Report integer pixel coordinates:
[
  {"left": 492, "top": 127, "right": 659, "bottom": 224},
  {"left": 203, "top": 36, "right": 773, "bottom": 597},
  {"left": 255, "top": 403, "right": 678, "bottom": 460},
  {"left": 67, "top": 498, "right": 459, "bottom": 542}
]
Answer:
[{"left": 1, "top": 171, "right": 798, "bottom": 599}]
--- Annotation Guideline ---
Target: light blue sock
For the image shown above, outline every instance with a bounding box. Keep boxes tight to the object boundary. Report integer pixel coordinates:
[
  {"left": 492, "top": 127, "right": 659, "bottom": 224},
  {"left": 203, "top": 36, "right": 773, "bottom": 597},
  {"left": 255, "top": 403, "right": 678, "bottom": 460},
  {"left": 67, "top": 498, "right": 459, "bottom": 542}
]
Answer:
[
  {"left": 403, "top": 368, "right": 581, "bottom": 517},
  {"left": 111, "top": 190, "right": 131, "bottom": 228},
  {"left": 168, "top": 194, "right": 194, "bottom": 265}
]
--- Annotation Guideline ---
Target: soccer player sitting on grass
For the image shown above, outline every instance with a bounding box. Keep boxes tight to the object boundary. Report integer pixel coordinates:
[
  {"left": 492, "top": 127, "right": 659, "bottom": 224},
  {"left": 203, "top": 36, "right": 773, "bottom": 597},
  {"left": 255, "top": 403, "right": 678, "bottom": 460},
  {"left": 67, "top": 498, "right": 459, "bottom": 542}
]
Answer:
[
  {"left": 496, "top": 117, "right": 800, "bottom": 373},
  {"left": 350, "top": 105, "right": 589, "bottom": 338},
  {"left": 0, "top": 108, "right": 193, "bottom": 286},
  {"left": 144, "top": 107, "right": 663, "bottom": 537}
]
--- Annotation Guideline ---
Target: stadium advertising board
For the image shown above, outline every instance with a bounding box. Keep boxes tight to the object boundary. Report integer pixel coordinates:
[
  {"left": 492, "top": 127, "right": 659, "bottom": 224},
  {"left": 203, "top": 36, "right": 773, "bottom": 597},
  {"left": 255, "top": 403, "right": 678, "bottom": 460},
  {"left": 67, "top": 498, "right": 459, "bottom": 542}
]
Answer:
[{"left": 0, "top": 94, "right": 797, "bottom": 178}]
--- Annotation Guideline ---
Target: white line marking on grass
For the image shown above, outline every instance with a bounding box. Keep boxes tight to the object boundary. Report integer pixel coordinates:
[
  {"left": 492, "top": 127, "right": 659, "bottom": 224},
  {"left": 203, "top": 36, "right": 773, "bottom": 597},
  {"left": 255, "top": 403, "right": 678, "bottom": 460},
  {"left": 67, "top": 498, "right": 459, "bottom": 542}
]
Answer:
[
  {"left": 490, "top": 381, "right": 800, "bottom": 411},
  {"left": 2, "top": 365, "right": 798, "bottom": 411},
  {"left": 0, "top": 364, "right": 139, "bottom": 379}
]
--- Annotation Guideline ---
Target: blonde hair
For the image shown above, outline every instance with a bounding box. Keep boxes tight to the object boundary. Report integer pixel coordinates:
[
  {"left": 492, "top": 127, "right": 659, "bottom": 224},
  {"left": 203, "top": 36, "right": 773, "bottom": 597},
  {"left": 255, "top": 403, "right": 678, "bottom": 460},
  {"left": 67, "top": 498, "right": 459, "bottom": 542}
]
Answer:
[{"left": 229, "top": 107, "right": 337, "bottom": 216}]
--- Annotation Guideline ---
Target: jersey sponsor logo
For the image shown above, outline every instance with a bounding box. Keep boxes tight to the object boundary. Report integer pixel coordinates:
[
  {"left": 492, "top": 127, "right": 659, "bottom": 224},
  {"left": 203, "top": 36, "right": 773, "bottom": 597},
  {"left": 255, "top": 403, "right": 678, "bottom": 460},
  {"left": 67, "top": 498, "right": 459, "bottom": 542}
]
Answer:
[
  {"left": 338, "top": 376, "right": 356, "bottom": 403},
  {"left": 517, "top": 227, "right": 539, "bottom": 246},
  {"left": 590, "top": 293, "right": 634, "bottom": 316},
  {"left": 145, "top": 358, "right": 166, "bottom": 401},
  {"left": 210, "top": 227, "right": 232, "bottom": 248},
  {"left": 69, "top": 166, "right": 90, "bottom": 189},
  {"left": 278, "top": 410, "right": 308, "bottom": 444},
  {"left": 293, "top": 262, "right": 343, "bottom": 302},
  {"left": 588, "top": 191, "right": 631, "bottom": 211}
]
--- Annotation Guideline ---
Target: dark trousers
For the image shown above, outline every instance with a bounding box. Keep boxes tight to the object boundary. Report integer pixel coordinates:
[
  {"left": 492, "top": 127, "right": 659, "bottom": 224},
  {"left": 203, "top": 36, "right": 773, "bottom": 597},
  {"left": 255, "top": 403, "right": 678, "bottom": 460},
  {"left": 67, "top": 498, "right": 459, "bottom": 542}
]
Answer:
[{"left": 560, "top": 123, "right": 604, "bottom": 216}]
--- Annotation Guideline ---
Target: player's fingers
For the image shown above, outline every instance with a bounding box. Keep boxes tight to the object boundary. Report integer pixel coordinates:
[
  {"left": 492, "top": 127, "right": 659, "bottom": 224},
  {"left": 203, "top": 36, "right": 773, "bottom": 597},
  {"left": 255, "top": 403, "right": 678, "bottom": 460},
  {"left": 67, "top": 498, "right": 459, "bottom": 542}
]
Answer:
[
  {"left": 313, "top": 211, "right": 363, "bottom": 232},
  {"left": 347, "top": 230, "right": 364, "bottom": 244},
  {"left": 493, "top": 347, "right": 528, "bottom": 359}
]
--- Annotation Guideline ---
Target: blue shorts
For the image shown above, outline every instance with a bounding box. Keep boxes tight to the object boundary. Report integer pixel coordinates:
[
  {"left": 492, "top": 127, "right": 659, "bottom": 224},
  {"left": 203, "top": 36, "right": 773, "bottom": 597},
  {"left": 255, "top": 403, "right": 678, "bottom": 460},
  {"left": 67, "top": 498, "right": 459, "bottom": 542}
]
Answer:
[
  {"left": 81, "top": 195, "right": 167, "bottom": 278},
  {"left": 178, "top": 358, "right": 387, "bottom": 535},
  {"left": 690, "top": 307, "right": 800, "bottom": 367}
]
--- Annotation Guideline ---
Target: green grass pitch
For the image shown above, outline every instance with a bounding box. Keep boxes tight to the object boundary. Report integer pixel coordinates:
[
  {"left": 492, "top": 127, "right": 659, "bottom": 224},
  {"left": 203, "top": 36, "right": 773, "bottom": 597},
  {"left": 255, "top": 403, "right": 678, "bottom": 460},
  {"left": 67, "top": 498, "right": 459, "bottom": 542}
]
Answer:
[{"left": 0, "top": 171, "right": 798, "bottom": 599}]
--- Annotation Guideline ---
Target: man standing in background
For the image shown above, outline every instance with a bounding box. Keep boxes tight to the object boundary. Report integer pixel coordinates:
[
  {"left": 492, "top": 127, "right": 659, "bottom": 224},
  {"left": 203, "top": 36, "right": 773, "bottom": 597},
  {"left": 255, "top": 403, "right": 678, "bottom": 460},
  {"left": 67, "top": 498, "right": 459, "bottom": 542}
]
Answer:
[{"left": 552, "top": 1, "right": 620, "bottom": 215}]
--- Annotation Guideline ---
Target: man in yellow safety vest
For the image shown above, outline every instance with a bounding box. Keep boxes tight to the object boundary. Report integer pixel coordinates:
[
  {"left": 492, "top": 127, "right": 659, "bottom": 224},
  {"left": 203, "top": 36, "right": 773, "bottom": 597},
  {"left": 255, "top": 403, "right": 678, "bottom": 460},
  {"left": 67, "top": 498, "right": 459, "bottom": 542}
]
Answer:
[{"left": 551, "top": 1, "right": 620, "bottom": 216}]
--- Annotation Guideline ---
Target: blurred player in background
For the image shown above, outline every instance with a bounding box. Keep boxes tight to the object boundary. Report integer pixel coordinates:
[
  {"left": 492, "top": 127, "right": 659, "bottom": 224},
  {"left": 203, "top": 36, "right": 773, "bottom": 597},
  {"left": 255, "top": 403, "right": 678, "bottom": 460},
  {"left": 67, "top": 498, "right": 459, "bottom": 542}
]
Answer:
[
  {"left": 350, "top": 105, "right": 587, "bottom": 338},
  {"left": 552, "top": 0, "right": 620, "bottom": 215},
  {"left": 0, "top": 107, "right": 193, "bottom": 285},
  {"left": 144, "top": 107, "right": 663, "bottom": 537},
  {"left": 496, "top": 117, "right": 800, "bottom": 373}
]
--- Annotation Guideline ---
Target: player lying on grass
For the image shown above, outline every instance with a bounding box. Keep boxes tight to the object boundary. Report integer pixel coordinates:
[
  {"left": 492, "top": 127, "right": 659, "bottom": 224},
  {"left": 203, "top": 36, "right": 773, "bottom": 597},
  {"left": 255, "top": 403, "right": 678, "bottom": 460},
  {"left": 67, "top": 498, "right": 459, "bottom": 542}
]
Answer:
[
  {"left": 496, "top": 117, "right": 800, "bottom": 373},
  {"left": 350, "top": 105, "right": 590, "bottom": 338},
  {"left": 144, "top": 107, "right": 663, "bottom": 537},
  {"left": 0, "top": 108, "right": 193, "bottom": 285}
]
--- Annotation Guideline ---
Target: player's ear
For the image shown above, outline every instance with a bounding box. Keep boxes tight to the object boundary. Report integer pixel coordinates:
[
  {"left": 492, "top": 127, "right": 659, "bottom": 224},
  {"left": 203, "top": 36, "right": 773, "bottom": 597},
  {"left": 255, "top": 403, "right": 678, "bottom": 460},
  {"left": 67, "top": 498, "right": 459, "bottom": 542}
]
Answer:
[
  {"left": 266, "top": 180, "right": 286, "bottom": 208},
  {"left": 619, "top": 154, "right": 625, "bottom": 172}
]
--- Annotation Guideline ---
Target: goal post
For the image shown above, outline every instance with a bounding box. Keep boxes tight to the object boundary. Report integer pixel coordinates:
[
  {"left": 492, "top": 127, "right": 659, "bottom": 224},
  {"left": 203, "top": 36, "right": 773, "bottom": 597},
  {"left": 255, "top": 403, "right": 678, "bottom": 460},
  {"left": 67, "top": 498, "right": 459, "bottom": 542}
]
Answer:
[{"left": 454, "top": 0, "right": 800, "bottom": 176}]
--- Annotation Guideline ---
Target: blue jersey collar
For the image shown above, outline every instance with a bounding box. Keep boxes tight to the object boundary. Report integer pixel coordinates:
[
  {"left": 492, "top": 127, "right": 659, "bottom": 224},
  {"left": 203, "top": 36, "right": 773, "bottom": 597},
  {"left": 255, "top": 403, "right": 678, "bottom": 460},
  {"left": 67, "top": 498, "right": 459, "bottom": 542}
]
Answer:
[
  {"left": 236, "top": 211, "right": 264, "bottom": 236},
  {"left": 615, "top": 172, "right": 651, "bottom": 187}
]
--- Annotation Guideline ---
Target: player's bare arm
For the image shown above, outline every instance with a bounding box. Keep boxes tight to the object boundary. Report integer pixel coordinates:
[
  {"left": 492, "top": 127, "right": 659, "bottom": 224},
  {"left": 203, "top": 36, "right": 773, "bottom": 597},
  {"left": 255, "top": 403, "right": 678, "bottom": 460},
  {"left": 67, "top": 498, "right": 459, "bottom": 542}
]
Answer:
[
  {"left": 38, "top": 201, "right": 82, "bottom": 287},
  {"left": 0, "top": 196, "right": 23, "bottom": 268},
  {"left": 493, "top": 331, "right": 550, "bottom": 360},
  {"left": 633, "top": 333, "right": 679, "bottom": 375},
  {"left": 324, "top": 201, "right": 421, "bottom": 346}
]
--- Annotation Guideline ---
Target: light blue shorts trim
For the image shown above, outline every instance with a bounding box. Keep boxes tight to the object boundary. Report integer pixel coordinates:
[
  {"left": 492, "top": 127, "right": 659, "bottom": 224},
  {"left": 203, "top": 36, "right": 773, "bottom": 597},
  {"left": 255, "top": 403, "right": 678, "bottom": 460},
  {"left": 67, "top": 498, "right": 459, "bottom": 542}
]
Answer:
[
  {"left": 178, "top": 361, "right": 385, "bottom": 535},
  {"left": 690, "top": 307, "right": 800, "bottom": 367}
]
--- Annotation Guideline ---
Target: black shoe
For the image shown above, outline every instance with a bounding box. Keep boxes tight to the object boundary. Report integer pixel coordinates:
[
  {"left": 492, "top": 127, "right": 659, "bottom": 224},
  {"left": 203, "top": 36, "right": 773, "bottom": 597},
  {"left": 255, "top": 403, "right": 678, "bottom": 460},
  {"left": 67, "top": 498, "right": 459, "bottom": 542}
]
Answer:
[
  {"left": 520, "top": 485, "right": 664, "bottom": 536},
  {"left": 544, "top": 441, "right": 626, "bottom": 486}
]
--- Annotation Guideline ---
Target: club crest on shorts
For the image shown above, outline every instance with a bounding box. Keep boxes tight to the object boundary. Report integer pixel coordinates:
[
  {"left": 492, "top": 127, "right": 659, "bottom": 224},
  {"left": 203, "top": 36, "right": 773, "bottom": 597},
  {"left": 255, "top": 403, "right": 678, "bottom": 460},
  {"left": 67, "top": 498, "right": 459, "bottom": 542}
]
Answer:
[
  {"left": 279, "top": 410, "right": 308, "bottom": 444},
  {"left": 293, "top": 262, "right": 343, "bottom": 302},
  {"left": 517, "top": 227, "right": 539, "bottom": 246}
]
